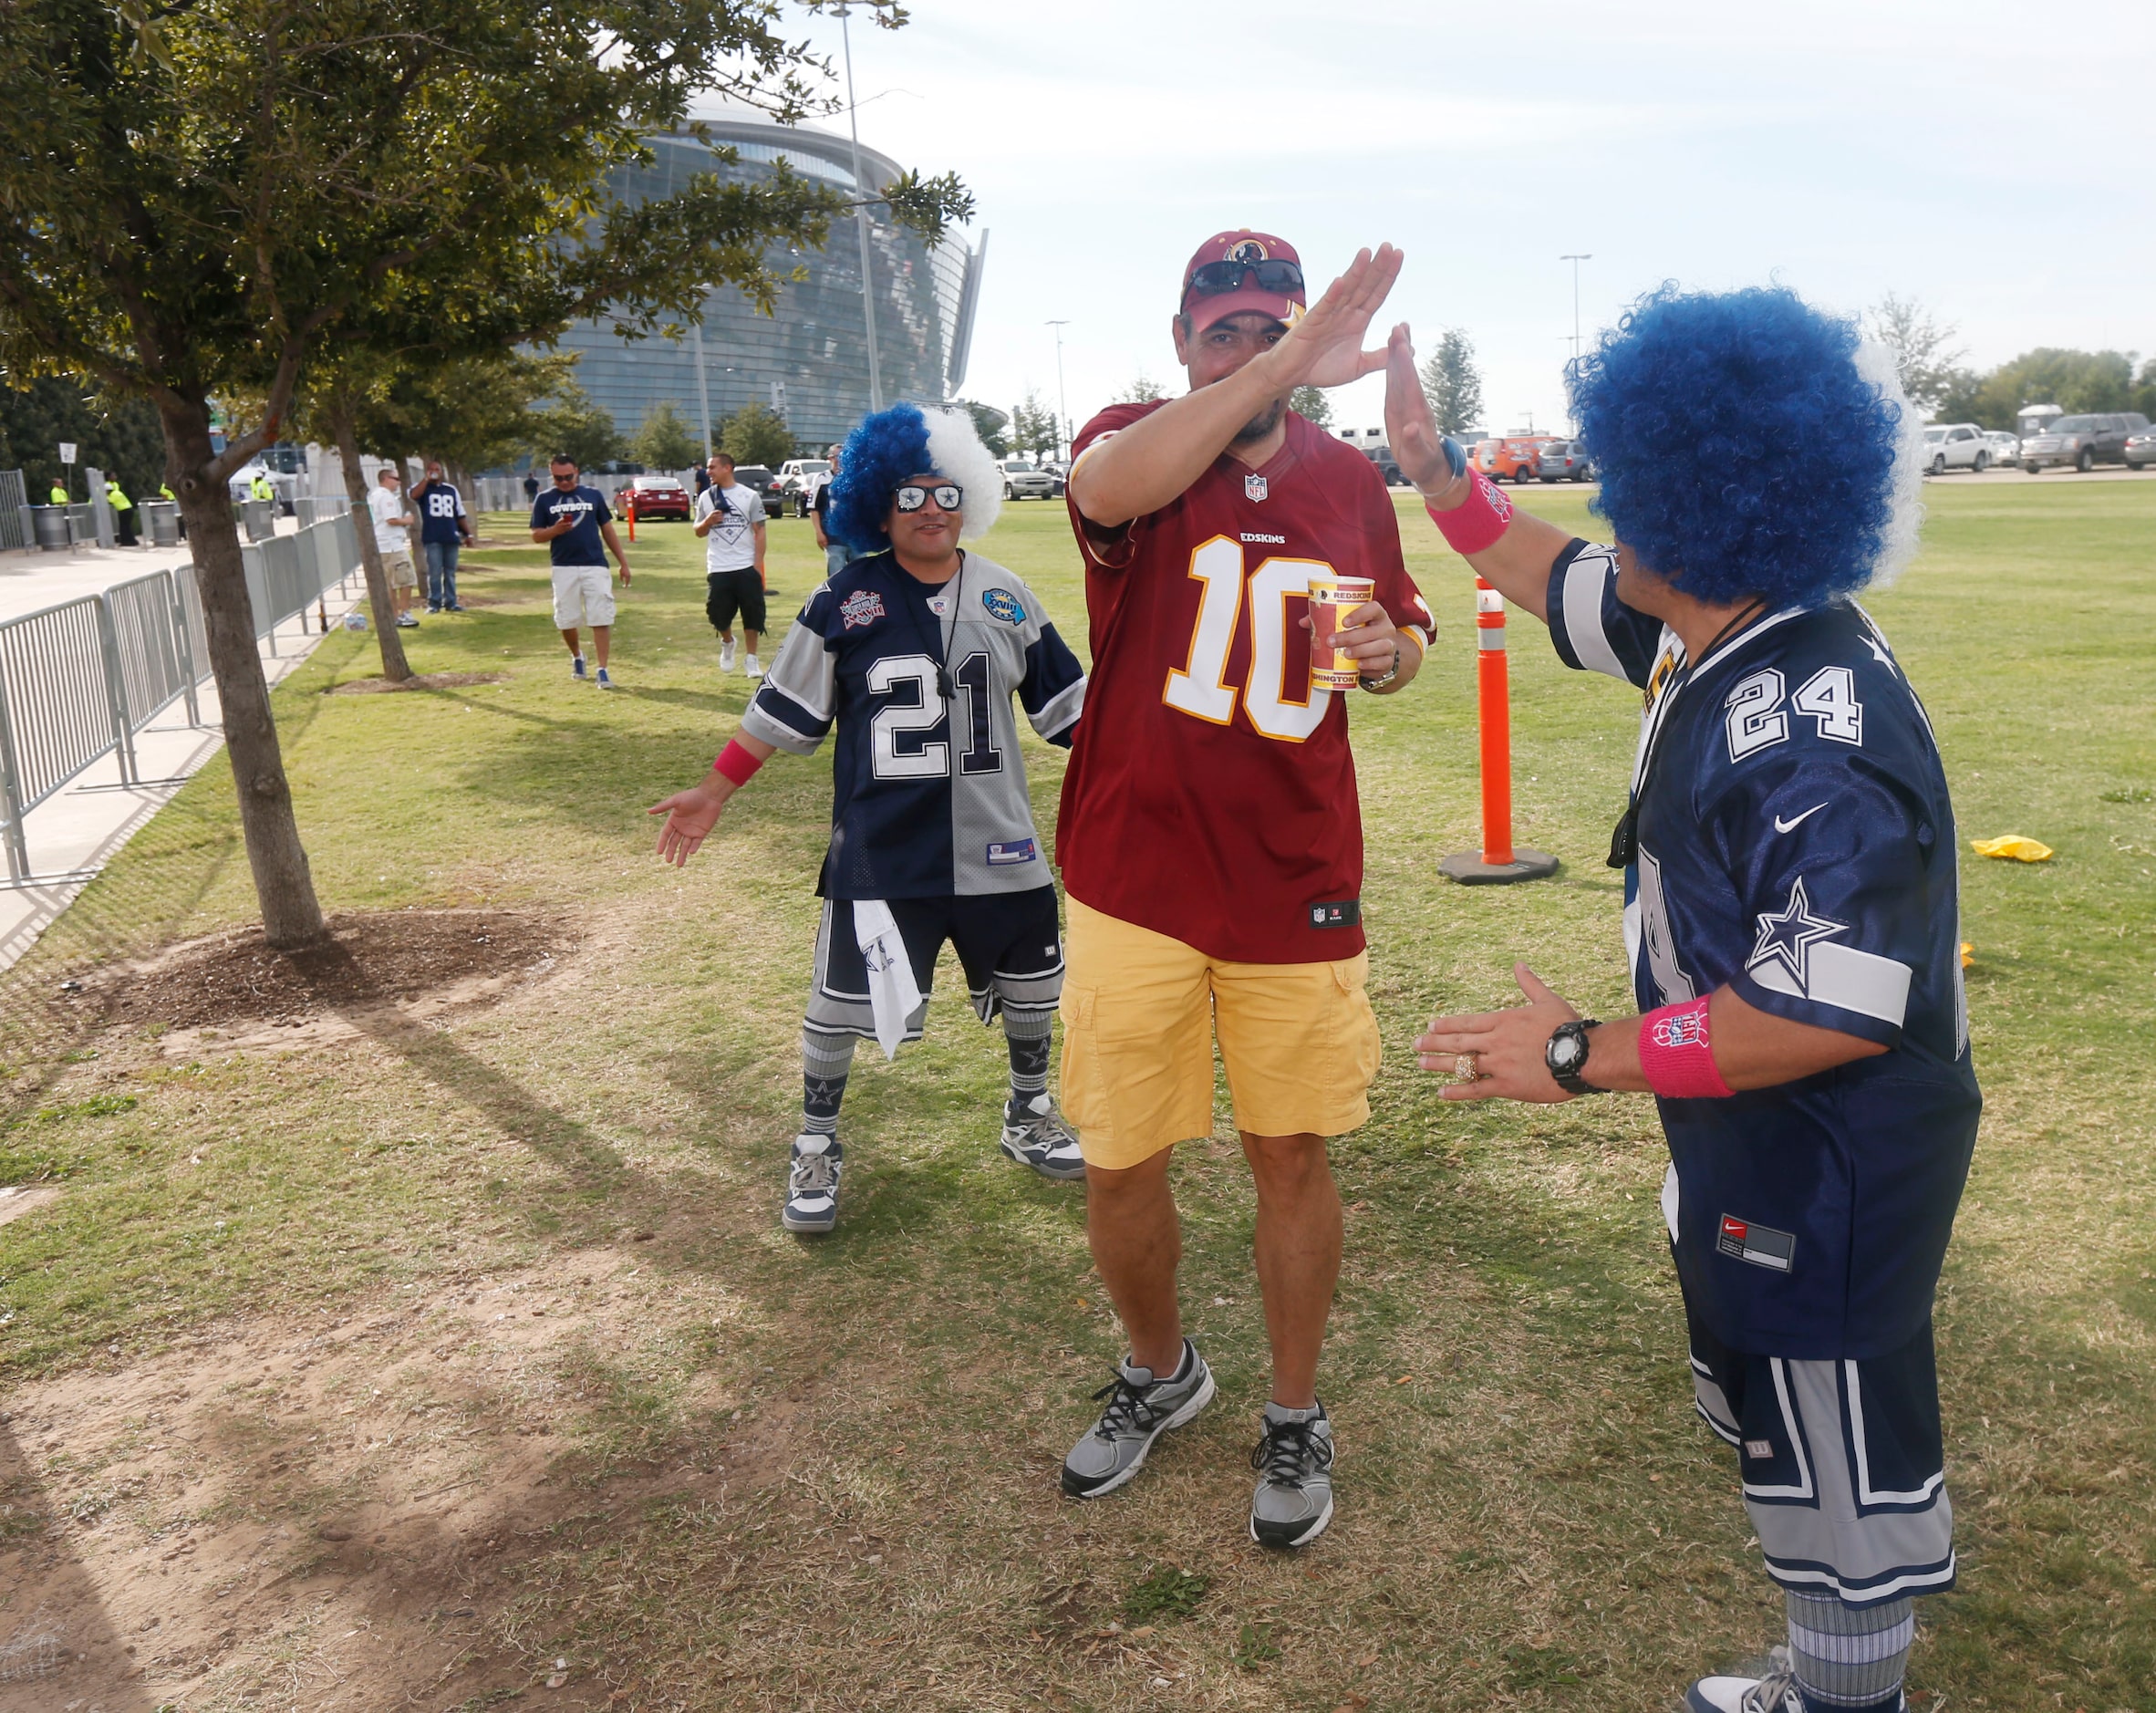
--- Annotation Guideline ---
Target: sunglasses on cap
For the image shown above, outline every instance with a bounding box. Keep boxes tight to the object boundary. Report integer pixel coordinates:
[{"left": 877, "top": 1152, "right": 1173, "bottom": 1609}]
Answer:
[
  {"left": 894, "top": 483, "right": 963, "bottom": 514},
  {"left": 1184, "top": 258, "right": 1306, "bottom": 298}
]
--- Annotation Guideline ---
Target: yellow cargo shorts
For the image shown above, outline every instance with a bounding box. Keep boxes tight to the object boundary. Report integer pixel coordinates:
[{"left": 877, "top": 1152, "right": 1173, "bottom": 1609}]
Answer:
[{"left": 1058, "top": 896, "right": 1382, "bottom": 1170}]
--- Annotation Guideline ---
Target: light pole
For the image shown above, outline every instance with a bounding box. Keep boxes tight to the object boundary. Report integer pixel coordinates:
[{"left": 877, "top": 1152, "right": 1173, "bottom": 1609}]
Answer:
[
  {"left": 689, "top": 313, "right": 715, "bottom": 460},
  {"left": 1559, "top": 254, "right": 1591, "bottom": 366},
  {"left": 834, "top": 4, "right": 885, "bottom": 413},
  {"left": 1045, "top": 320, "right": 1072, "bottom": 461}
]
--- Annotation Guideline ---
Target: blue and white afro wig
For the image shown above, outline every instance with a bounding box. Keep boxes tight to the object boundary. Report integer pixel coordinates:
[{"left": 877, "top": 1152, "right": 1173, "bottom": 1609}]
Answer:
[
  {"left": 1570, "top": 286, "right": 1924, "bottom": 607},
  {"left": 825, "top": 402, "right": 1004, "bottom": 556}
]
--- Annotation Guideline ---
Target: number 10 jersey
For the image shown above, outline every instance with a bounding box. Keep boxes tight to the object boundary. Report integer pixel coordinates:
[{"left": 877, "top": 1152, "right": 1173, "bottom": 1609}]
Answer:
[
  {"left": 741, "top": 551, "right": 1086, "bottom": 899},
  {"left": 1058, "top": 403, "right": 1432, "bottom": 963}
]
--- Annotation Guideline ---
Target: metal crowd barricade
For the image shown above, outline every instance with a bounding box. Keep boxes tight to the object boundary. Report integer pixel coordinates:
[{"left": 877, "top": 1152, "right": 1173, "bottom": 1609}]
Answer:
[
  {"left": 0, "top": 470, "right": 29, "bottom": 552},
  {"left": 0, "top": 514, "right": 361, "bottom": 884}
]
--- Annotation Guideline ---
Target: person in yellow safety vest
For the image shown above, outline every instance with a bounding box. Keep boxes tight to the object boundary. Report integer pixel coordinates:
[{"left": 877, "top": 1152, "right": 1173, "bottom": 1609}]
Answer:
[
  {"left": 49, "top": 481, "right": 67, "bottom": 506},
  {"left": 249, "top": 472, "right": 275, "bottom": 503},
  {"left": 159, "top": 482, "right": 186, "bottom": 541},
  {"left": 105, "top": 477, "right": 139, "bottom": 546}
]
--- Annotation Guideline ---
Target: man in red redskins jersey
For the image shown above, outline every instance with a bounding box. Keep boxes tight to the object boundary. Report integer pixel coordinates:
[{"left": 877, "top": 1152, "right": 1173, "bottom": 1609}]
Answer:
[{"left": 1054, "top": 232, "right": 1433, "bottom": 1548}]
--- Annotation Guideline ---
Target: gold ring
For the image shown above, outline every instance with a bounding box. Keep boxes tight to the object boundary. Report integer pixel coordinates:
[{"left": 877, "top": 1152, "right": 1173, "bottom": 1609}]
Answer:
[{"left": 1452, "top": 1053, "right": 1482, "bottom": 1085}]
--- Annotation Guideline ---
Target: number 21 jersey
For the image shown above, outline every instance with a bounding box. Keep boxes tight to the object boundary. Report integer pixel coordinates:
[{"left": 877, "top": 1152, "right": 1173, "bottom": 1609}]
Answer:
[{"left": 1058, "top": 403, "right": 1432, "bottom": 963}]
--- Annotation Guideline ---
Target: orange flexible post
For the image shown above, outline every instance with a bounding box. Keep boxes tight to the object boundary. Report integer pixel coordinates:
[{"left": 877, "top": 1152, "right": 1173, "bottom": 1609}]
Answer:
[{"left": 1475, "top": 576, "right": 1514, "bottom": 866}]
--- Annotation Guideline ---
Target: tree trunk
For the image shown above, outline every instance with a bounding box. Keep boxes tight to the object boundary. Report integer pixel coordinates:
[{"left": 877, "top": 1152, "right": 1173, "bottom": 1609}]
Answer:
[
  {"left": 330, "top": 412, "right": 413, "bottom": 682},
  {"left": 161, "top": 398, "right": 328, "bottom": 950}
]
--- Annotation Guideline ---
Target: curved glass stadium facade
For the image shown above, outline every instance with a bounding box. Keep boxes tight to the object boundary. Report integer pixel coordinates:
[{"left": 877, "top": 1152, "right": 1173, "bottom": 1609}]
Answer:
[{"left": 553, "top": 114, "right": 986, "bottom": 455}]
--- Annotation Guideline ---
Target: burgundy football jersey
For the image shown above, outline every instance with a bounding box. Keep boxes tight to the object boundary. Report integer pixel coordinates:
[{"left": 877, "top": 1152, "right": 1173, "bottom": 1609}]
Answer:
[{"left": 1056, "top": 402, "right": 1432, "bottom": 962}]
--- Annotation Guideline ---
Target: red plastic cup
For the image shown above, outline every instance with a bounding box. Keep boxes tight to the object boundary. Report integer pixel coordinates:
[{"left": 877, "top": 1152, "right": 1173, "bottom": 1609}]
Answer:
[{"left": 1307, "top": 574, "right": 1375, "bottom": 690}]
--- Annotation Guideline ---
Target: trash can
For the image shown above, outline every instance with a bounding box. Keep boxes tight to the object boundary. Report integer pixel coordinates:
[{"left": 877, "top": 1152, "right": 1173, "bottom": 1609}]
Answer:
[
  {"left": 141, "top": 501, "right": 181, "bottom": 547},
  {"left": 31, "top": 504, "right": 70, "bottom": 553},
  {"left": 240, "top": 499, "right": 275, "bottom": 542}
]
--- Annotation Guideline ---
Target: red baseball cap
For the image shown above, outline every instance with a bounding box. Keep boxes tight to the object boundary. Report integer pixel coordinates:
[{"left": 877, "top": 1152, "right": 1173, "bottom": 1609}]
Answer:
[{"left": 1179, "top": 230, "right": 1306, "bottom": 335}]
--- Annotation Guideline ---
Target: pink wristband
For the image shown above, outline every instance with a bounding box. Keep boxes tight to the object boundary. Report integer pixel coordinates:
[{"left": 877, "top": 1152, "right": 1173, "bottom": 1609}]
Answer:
[
  {"left": 713, "top": 740, "right": 764, "bottom": 788},
  {"left": 1426, "top": 470, "right": 1515, "bottom": 556},
  {"left": 1638, "top": 998, "right": 1735, "bottom": 1099}
]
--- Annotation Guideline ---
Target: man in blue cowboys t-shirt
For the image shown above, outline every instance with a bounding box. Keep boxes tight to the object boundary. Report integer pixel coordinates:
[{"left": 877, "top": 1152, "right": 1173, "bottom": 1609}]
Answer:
[
  {"left": 1390, "top": 289, "right": 1978, "bottom": 1713},
  {"left": 529, "top": 452, "right": 631, "bottom": 690},
  {"left": 413, "top": 458, "right": 476, "bottom": 614}
]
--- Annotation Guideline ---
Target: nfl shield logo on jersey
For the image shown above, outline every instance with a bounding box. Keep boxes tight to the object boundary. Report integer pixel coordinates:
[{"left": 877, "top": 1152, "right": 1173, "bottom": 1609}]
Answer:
[{"left": 1245, "top": 472, "right": 1269, "bottom": 503}]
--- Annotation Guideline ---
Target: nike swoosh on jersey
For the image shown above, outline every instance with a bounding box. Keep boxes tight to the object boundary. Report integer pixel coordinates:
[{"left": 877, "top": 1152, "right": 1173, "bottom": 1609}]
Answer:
[{"left": 1774, "top": 804, "right": 1829, "bottom": 834}]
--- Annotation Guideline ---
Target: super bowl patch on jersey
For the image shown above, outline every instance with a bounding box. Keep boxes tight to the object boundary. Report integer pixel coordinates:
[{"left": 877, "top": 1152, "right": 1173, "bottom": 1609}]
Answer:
[
  {"left": 840, "top": 589, "right": 886, "bottom": 630},
  {"left": 980, "top": 587, "right": 1026, "bottom": 626}
]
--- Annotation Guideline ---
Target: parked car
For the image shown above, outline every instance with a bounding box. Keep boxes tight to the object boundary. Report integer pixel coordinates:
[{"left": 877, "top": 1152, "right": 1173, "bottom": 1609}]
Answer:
[
  {"left": 2125, "top": 426, "right": 2156, "bottom": 471},
  {"left": 2019, "top": 412, "right": 2151, "bottom": 472},
  {"left": 777, "top": 458, "right": 833, "bottom": 515},
  {"left": 1473, "top": 435, "right": 1558, "bottom": 484},
  {"left": 998, "top": 458, "right": 1060, "bottom": 500},
  {"left": 622, "top": 473, "right": 691, "bottom": 520},
  {"left": 1922, "top": 423, "right": 1992, "bottom": 474},
  {"left": 1982, "top": 431, "right": 2020, "bottom": 467},
  {"left": 731, "top": 464, "right": 786, "bottom": 511},
  {"left": 1536, "top": 440, "right": 1596, "bottom": 483}
]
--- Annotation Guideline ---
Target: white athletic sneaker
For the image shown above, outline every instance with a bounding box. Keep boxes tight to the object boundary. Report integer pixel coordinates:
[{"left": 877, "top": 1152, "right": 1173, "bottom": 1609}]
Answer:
[
  {"left": 1686, "top": 1646, "right": 1810, "bottom": 1712},
  {"left": 1061, "top": 1341, "right": 1216, "bottom": 1499},
  {"left": 782, "top": 1135, "right": 842, "bottom": 1233},
  {"left": 745, "top": 654, "right": 765, "bottom": 680},
  {"left": 720, "top": 637, "right": 737, "bottom": 672}
]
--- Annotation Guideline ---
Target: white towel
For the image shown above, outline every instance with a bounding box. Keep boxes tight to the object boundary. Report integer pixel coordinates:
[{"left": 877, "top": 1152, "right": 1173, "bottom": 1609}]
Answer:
[{"left": 852, "top": 899, "right": 922, "bottom": 1061}]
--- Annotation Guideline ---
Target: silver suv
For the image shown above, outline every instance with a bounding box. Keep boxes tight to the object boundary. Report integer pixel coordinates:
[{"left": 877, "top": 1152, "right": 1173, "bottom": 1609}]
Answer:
[
  {"left": 998, "top": 458, "right": 1060, "bottom": 500},
  {"left": 2019, "top": 412, "right": 2150, "bottom": 472}
]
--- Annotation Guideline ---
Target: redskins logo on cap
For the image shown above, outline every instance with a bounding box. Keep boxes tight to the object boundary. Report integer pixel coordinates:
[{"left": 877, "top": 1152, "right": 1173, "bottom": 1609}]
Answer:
[{"left": 1227, "top": 237, "right": 1269, "bottom": 265}]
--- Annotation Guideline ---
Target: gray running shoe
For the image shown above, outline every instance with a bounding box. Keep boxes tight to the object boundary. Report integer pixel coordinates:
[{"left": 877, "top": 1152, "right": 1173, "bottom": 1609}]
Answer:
[
  {"left": 782, "top": 1134, "right": 843, "bottom": 1233},
  {"left": 1249, "top": 1401, "right": 1335, "bottom": 1549},
  {"left": 1000, "top": 1094, "right": 1085, "bottom": 1180},
  {"left": 1686, "top": 1646, "right": 1809, "bottom": 1713},
  {"left": 1061, "top": 1341, "right": 1215, "bottom": 1499}
]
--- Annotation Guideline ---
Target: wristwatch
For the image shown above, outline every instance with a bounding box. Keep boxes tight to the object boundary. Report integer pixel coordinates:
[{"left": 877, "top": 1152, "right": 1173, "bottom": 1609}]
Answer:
[
  {"left": 1357, "top": 643, "right": 1402, "bottom": 691},
  {"left": 1545, "top": 1019, "right": 1607, "bottom": 1095}
]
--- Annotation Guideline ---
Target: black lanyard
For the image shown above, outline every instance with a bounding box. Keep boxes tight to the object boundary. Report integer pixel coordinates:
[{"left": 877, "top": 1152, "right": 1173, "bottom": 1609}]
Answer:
[
  {"left": 1605, "top": 599, "right": 1765, "bottom": 869},
  {"left": 897, "top": 555, "right": 964, "bottom": 701}
]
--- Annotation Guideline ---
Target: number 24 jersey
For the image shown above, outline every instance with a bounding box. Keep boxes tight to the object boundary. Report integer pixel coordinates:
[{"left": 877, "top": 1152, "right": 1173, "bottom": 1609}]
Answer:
[{"left": 1058, "top": 402, "right": 1432, "bottom": 963}]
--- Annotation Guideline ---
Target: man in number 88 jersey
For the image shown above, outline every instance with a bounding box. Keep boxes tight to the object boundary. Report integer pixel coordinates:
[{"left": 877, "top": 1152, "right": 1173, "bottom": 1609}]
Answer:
[
  {"left": 1055, "top": 232, "right": 1431, "bottom": 1548},
  {"left": 1396, "top": 287, "right": 1978, "bottom": 1713},
  {"left": 648, "top": 405, "right": 1088, "bottom": 1234}
]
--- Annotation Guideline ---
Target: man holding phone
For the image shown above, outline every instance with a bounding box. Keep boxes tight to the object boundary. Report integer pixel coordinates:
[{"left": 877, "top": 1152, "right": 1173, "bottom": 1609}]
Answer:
[{"left": 529, "top": 453, "right": 630, "bottom": 690}]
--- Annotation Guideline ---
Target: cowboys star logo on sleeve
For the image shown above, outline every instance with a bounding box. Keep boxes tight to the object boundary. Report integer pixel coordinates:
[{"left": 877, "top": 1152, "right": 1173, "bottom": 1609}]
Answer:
[{"left": 1745, "top": 874, "right": 1913, "bottom": 1025}]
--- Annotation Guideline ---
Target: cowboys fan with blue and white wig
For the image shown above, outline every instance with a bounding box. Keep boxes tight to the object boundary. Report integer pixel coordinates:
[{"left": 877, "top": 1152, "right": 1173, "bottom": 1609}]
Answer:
[{"left": 1391, "top": 286, "right": 1974, "bottom": 1713}]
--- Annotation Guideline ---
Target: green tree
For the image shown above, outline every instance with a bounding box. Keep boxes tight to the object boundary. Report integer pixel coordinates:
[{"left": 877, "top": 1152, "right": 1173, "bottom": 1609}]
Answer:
[
  {"left": 1113, "top": 374, "right": 1168, "bottom": 404},
  {"left": 531, "top": 383, "right": 626, "bottom": 474},
  {"left": 720, "top": 400, "right": 793, "bottom": 467},
  {"left": 952, "top": 400, "right": 1010, "bottom": 457},
  {"left": 1419, "top": 329, "right": 1484, "bottom": 434},
  {"left": 1972, "top": 348, "right": 2137, "bottom": 425},
  {"left": 632, "top": 400, "right": 703, "bottom": 472},
  {"left": 368, "top": 348, "right": 577, "bottom": 480},
  {"left": 1289, "top": 385, "right": 1332, "bottom": 426},
  {"left": 0, "top": 0, "right": 968, "bottom": 946},
  {"left": 0, "top": 374, "right": 165, "bottom": 503},
  {"left": 2136, "top": 358, "right": 2156, "bottom": 422},
  {"left": 1865, "top": 295, "right": 1968, "bottom": 416},
  {"left": 1010, "top": 389, "right": 1059, "bottom": 460}
]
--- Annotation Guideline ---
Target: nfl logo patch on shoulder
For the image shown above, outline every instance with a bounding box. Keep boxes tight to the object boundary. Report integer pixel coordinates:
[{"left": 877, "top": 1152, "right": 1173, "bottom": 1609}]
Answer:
[{"left": 1245, "top": 472, "right": 1269, "bottom": 503}]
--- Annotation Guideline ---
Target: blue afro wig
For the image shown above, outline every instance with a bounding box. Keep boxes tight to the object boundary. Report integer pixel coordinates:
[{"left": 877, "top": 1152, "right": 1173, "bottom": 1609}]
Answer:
[
  {"left": 1570, "top": 286, "right": 1923, "bottom": 607},
  {"left": 825, "top": 401, "right": 1003, "bottom": 558}
]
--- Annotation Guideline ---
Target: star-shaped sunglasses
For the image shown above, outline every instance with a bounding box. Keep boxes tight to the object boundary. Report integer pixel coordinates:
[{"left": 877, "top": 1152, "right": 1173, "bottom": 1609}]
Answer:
[{"left": 894, "top": 483, "right": 963, "bottom": 514}]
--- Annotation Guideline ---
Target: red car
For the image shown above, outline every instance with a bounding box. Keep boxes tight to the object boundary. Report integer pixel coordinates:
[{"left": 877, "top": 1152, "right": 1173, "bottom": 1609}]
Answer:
[{"left": 623, "top": 474, "right": 691, "bottom": 521}]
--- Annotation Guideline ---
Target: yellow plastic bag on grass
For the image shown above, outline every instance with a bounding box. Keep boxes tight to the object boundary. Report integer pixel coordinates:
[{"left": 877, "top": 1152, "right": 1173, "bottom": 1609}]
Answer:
[{"left": 1971, "top": 835, "right": 2053, "bottom": 863}]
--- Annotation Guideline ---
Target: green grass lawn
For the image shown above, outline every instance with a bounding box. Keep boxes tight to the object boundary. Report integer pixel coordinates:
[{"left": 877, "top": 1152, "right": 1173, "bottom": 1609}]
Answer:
[{"left": 0, "top": 480, "right": 2151, "bottom": 1710}]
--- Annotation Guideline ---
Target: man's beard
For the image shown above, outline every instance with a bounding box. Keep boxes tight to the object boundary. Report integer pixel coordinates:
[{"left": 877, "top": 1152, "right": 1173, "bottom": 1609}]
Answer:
[{"left": 1233, "top": 398, "right": 1285, "bottom": 443}]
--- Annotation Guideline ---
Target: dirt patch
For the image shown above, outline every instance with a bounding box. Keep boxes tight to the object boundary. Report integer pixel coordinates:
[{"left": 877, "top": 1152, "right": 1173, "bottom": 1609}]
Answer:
[
  {"left": 72, "top": 910, "right": 567, "bottom": 1036},
  {"left": 0, "top": 1186, "right": 60, "bottom": 1230},
  {"left": 327, "top": 670, "right": 507, "bottom": 695}
]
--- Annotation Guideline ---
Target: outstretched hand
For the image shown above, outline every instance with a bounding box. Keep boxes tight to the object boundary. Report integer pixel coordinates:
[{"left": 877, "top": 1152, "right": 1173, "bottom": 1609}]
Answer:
[
  {"left": 648, "top": 780, "right": 727, "bottom": 867},
  {"left": 1384, "top": 325, "right": 1457, "bottom": 495},
  {"left": 1415, "top": 964, "right": 1582, "bottom": 1103},
  {"left": 1270, "top": 244, "right": 1405, "bottom": 391}
]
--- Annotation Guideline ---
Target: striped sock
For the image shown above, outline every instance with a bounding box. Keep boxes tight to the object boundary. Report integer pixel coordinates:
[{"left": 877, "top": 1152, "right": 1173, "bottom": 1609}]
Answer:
[
  {"left": 1787, "top": 1591, "right": 1912, "bottom": 1710},
  {"left": 1003, "top": 1008, "right": 1052, "bottom": 1106},
  {"left": 802, "top": 1030, "right": 855, "bottom": 1137}
]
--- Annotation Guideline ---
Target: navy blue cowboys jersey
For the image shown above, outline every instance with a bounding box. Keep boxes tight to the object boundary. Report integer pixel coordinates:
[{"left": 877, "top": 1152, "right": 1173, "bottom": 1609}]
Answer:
[
  {"left": 741, "top": 551, "right": 1086, "bottom": 900},
  {"left": 1547, "top": 540, "right": 1980, "bottom": 1361}
]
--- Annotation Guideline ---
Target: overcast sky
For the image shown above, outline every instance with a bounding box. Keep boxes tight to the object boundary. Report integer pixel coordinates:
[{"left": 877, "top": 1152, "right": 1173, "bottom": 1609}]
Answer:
[{"left": 789, "top": 0, "right": 2155, "bottom": 441}]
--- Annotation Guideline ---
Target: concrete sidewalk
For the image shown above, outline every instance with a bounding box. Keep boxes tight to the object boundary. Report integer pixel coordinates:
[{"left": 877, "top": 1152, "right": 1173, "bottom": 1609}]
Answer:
[{"left": 0, "top": 587, "right": 365, "bottom": 974}]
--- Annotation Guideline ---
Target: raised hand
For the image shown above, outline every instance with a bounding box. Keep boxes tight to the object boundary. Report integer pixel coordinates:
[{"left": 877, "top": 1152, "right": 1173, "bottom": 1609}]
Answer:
[
  {"left": 1384, "top": 324, "right": 1456, "bottom": 495},
  {"left": 1270, "top": 244, "right": 1405, "bottom": 391}
]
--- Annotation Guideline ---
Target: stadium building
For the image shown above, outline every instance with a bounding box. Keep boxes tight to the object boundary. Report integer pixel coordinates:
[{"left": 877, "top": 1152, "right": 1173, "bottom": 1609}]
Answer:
[{"left": 551, "top": 109, "right": 987, "bottom": 456}]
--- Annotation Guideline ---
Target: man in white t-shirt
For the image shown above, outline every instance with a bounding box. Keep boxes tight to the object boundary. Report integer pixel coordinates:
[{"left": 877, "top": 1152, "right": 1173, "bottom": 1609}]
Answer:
[
  {"left": 691, "top": 451, "right": 768, "bottom": 678},
  {"left": 367, "top": 467, "right": 421, "bottom": 628}
]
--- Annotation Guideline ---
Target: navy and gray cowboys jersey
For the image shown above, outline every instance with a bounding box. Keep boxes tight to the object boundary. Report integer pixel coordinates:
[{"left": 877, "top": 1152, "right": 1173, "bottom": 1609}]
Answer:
[
  {"left": 1548, "top": 540, "right": 1980, "bottom": 1362},
  {"left": 741, "top": 551, "right": 1086, "bottom": 900}
]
